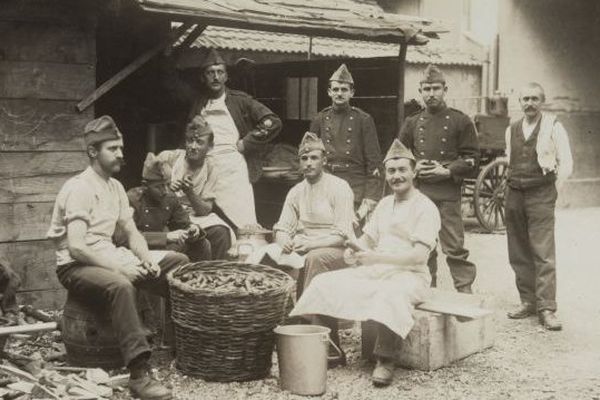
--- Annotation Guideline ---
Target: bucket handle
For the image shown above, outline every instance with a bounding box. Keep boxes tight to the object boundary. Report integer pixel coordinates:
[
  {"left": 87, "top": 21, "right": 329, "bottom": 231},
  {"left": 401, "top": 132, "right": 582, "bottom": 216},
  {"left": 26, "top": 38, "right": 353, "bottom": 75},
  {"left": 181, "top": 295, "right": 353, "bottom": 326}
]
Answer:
[{"left": 323, "top": 334, "right": 343, "bottom": 357}]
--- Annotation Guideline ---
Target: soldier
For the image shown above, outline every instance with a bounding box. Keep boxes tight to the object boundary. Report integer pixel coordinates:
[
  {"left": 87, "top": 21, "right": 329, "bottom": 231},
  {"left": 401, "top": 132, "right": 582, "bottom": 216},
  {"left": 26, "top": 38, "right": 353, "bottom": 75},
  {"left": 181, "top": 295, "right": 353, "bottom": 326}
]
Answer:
[
  {"left": 399, "top": 64, "right": 479, "bottom": 293},
  {"left": 310, "top": 64, "right": 383, "bottom": 226}
]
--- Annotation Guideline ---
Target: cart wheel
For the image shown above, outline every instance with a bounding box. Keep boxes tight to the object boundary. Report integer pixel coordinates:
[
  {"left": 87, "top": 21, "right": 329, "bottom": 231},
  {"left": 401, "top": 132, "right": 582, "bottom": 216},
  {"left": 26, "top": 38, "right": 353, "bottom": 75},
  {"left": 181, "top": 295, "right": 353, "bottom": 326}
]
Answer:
[{"left": 474, "top": 158, "right": 508, "bottom": 232}]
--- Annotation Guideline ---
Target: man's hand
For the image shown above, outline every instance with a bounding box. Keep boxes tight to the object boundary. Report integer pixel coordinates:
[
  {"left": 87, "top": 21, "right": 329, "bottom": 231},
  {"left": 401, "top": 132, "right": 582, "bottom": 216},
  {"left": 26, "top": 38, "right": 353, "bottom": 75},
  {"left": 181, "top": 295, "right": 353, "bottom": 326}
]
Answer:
[
  {"left": 292, "top": 235, "right": 314, "bottom": 254},
  {"left": 167, "top": 229, "right": 188, "bottom": 246},
  {"left": 417, "top": 160, "right": 450, "bottom": 181},
  {"left": 281, "top": 239, "right": 295, "bottom": 254},
  {"left": 140, "top": 260, "right": 161, "bottom": 279},
  {"left": 187, "top": 225, "right": 203, "bottom": 241},
  {"left": 355, "top": 250, "right": 381, "bottom": 266},
  {"left": 170, "top": 176, "right": 194, "bottom": 194}
]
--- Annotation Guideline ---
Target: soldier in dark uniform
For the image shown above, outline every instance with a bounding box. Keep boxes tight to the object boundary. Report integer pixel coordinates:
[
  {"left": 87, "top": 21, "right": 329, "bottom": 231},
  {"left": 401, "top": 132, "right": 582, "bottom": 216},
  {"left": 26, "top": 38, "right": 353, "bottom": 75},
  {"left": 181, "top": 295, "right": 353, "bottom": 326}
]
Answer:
[
  {"left": 126, "top": 153, "right": 211, "bottom": 261},
  {"left": 310, "top": 64, "right": 383, "bottom": 225},
  {"left": 399, "top": 64, "right": 479, "bottom": 293}
]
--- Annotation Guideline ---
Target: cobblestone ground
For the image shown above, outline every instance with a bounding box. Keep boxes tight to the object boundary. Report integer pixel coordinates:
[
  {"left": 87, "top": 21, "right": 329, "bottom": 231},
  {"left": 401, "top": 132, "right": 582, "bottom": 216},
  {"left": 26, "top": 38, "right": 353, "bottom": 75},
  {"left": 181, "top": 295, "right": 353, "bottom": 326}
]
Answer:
[{"left": 127, "top": 207, "right": 600, "bottom": 400}]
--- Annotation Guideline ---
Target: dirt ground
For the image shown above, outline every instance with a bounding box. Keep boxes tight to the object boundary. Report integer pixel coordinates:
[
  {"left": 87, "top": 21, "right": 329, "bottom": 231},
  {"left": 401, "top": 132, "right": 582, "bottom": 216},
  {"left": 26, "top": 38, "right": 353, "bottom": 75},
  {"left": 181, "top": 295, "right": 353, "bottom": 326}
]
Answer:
[{"left": 130, "top": 207, "right": 600, "bottom": 400}]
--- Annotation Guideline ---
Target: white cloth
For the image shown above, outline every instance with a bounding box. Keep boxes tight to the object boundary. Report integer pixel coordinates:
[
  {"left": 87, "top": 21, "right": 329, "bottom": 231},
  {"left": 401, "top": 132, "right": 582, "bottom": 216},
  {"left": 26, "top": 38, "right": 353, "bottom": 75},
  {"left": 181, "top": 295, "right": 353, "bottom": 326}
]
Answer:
[
  {"left": 246, "top": 243, "right": 305, "bottom": 269},
  {"left": 290, "top": 190, "right": 441, "bottom": 338},
  {"left": 201, "top": 92, "right": 239, "bottom": 152},
  {"left": 505, "top": 112, "right": 573, "bottom": 183}
]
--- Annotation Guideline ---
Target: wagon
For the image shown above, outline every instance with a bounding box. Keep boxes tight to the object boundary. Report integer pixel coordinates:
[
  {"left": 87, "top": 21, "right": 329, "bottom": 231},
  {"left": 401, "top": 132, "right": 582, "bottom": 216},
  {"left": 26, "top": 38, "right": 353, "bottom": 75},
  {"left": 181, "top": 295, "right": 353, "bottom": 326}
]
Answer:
[{"left": 463, "top": 114, "right": 510, "bottom": 233}]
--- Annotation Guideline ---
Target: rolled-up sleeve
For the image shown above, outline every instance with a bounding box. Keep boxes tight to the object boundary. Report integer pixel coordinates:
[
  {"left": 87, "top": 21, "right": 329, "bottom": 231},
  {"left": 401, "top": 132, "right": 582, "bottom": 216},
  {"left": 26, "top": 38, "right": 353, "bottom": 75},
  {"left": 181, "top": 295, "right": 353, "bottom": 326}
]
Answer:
[
  {"left": 330, "top": 181, "right": 355, "bottom": 239},
  {"left": 553, "top": 121, "right": 573, "bottom": 181},
  {"left": 273, "top": 188, "right": 299, "bottom": 236},
  {"left": 410, "top": 201, "right": 441, "bottom": 251}
]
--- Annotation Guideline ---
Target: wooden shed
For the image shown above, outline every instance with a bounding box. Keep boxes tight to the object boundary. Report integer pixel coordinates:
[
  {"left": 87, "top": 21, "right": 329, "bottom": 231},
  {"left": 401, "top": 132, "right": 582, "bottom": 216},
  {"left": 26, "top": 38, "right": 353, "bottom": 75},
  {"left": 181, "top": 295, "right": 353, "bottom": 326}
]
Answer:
[{"left": 0, "top": 0, "right": 445, "bottom": 308}]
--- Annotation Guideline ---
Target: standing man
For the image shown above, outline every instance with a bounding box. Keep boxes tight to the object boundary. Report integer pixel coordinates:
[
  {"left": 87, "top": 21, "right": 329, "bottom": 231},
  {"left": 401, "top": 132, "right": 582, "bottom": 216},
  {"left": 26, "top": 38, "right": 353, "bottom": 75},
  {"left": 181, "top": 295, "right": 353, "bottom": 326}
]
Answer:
[
  {"left": 399, "top": 64, "right": 479, "bottom": 293},
  {"left": 272, "top": 132, "right": 355, "bottom": 294},
  {"left": 505, "top": 82, "right": 573, "bottom": 331},
  {"left": 47, "top": 116, "right": 188, "bottom": 400},
  {"left": 188, "top": 49, "right": 282, "bottom": 229},
  {"left": 291, "top": 139, "right": 441, "bottom": 385},
  {"left": 310, "top": 64, "right": 383, "bottom": 225},
  {"left": 126, "top": 152, "right": 211, "bottom": 261}
]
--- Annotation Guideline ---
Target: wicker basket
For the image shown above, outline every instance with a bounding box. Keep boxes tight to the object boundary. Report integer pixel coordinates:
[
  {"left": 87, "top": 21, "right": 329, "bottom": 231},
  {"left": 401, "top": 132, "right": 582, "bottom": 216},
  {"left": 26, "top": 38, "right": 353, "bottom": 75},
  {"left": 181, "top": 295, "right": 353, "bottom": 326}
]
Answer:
[{"left": 167, "top": 261, "right": 294, "bottom": 382}]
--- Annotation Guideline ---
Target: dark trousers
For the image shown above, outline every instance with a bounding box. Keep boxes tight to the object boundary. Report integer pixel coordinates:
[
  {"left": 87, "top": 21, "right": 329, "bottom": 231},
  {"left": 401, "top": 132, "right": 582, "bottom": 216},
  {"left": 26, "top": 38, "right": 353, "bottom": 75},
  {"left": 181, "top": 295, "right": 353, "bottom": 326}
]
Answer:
[
  {"left": 167, "top": 238, "right": 211, "bottom": 262},
  {"left": 318, "top": 316, "right": 397, "bottom": 360},
  {"left": 505, "top": 183, "right": 557, "bottom": 312},
  {"left": 56, "top": 251, "right": 189, "bottom": 366},
  {"left": 204, "top": 225, "right": 231, "bottom": 260},
  {"left": 297, "top": 247, "right": 346, "bottom": 297},
  {"left": 428, "top": 199, "right": 476, "bottom": 291}
]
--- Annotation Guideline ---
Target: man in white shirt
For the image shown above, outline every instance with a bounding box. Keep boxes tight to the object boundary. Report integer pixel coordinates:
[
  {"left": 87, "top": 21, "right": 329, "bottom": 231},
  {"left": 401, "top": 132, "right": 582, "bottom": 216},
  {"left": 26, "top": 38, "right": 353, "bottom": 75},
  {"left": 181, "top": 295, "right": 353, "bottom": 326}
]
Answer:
[{"left": 504, "top": 82, "right": 573, "bottom": 331}]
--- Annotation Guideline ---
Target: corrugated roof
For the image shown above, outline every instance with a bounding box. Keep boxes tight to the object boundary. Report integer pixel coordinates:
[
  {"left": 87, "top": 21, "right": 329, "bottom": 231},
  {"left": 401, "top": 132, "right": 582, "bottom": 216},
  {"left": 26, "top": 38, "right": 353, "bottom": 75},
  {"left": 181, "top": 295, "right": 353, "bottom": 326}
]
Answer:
[
  {"left": 188, "top": 26, "right": 483, "bottom": 66},
  {"left": 137, "top": 0, "right": 447, "bottom": 44}
]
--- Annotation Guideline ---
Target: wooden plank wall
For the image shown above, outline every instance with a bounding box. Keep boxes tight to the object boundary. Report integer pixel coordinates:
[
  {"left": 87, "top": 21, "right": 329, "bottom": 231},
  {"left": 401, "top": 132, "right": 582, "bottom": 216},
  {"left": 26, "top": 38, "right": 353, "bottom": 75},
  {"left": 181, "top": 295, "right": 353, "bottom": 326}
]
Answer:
[{"left": 0, "top": 1, "right": 96, "bottom": 308}]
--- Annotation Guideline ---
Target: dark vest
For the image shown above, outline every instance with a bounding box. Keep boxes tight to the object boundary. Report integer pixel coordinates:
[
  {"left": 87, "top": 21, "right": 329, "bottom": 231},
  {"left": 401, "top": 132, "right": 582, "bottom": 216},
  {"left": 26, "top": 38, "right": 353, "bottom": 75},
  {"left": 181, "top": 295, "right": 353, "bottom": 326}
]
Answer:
[{"left": 508, "top": 119, "right": 555, "bottom": 189}]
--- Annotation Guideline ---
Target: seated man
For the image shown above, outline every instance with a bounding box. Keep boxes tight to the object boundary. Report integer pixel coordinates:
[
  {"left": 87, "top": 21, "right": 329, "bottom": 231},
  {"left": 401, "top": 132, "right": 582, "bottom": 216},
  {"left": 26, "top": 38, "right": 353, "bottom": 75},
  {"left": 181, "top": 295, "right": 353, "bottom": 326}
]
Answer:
[
  {"left": 127, "top": 152, "right": 210, "bottom": 261},
  {"left": 290, "top": 139, "right": 441, "bottom": 387},
  {"left": 47, "top": 116, "right": 188, "bottom": 400},
  {"left": 157, "top": 116, "right": 232, "bottom": 260},
  {"left": 261, "top": 132, "right": 354, "bottom": 294}
]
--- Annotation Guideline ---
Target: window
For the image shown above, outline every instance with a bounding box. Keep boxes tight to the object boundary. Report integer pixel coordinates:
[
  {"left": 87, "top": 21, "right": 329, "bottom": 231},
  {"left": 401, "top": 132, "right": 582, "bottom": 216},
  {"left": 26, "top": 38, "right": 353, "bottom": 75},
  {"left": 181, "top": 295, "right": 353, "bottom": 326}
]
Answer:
[{"left": 286, "top": 77, "right": 318, "bottom": 120}]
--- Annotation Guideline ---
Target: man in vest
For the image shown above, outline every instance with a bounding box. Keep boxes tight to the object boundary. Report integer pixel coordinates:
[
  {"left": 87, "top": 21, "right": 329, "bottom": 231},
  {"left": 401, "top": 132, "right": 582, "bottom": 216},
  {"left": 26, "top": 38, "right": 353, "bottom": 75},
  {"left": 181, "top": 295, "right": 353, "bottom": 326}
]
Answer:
[
  {"left": 399, "top": 64, "right": 479, "bottom": 293},
  {"left": 310, "top": 64, "right": 383, "bottom": 226},
  {"left": 505, "top": 82, "right": 573, "bottom": 331}
]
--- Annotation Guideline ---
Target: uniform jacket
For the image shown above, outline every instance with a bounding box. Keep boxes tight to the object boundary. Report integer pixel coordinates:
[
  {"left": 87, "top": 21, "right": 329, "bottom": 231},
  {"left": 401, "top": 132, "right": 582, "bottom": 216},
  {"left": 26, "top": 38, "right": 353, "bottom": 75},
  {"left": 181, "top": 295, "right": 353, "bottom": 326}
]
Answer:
[
  {"left": 126, "top": 186, "right": 192, "bottom": 248},
  {"left": 310, "top": 105, "right": 383, "bottom": 202},
  {"left": 399, "top": 105, "right": 479, "bottom": 201},
  {"left": 189, "top": 88, "right": 282, "bottom": 182}
]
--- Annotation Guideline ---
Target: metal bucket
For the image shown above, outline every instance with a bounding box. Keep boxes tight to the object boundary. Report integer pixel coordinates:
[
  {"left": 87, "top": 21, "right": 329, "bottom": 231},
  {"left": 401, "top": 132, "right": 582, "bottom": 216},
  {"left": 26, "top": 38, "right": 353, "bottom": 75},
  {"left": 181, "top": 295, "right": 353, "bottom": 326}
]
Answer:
[{"left": 274, "top": 324, "right": 341, "bottom": 396}]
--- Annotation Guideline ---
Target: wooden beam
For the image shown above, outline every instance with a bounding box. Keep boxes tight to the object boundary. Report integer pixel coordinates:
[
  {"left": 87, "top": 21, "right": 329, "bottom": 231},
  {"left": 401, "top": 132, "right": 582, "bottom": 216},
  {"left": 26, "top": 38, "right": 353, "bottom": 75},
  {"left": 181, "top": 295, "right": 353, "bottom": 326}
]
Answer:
[
  {"left": 76, "top": 23, "right": 192, "bottom": 112},
  {"left": 173, "top": 24, "right": 206, "bottom": 51},
  {"left": 0, "top": 322, "right": 57, "bottom": 336},
  {"left": 396, "top": 38, "right": 407, "bottom": 136}
]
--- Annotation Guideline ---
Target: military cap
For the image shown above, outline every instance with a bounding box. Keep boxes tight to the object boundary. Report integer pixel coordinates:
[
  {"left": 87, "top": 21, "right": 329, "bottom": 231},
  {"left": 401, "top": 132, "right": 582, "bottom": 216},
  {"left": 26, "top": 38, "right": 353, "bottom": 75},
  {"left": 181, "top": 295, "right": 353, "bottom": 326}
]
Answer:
[
  {"left": 329, "top": 63, "right": 354, "bottom": 85},
  {"left": 383, "top": 139, "right": 415, "bottom": 164},
  {"left": 420, "top": 64, "right": 446, "bottom": 84},
  {"left": 185, "top": 115, "right": 213, "bottom": 138},
  {"left": 200, "top": 48, "right": 226, "bottom": 70},
  {"left": 142, "top": 152, "right": 165, "bottom": 182},
  {"left": 84, "top": 115, "right": 122, "bottom": 147},
  {"left": 298, "top": 131, "right": 325, "bottom": 156}
]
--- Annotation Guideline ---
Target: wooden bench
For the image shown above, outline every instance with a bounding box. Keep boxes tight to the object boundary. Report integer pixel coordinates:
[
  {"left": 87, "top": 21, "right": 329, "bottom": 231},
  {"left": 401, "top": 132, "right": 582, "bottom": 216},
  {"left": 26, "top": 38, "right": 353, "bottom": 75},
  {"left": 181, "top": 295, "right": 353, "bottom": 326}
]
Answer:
[{"left": 361, "top": 289, "right": 495, "bottom": 371}]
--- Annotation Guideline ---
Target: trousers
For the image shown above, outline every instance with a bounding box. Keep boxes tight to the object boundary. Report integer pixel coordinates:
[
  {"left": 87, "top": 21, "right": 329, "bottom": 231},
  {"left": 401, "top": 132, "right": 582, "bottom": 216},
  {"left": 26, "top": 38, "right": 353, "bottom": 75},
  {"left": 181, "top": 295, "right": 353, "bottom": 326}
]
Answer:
[
  {"left": 56, "top": 251, "right": 189, "bottom": 366},
  {"left": 428, "top": 199, "right": 476, "bottom": 291},
  {"left": 505, "top": 183, "right": 557, "bottom": 312},
  {"left": 297, "top": 247, "right": 346, "bottom": 296}
]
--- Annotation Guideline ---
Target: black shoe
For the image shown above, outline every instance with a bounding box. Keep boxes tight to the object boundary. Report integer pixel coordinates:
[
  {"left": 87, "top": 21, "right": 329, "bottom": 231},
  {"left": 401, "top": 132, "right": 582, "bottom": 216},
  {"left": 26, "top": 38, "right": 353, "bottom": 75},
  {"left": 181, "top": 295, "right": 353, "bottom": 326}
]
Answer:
[
  {"left": 507, "top": 302, "right": 535, "bottom": 319},
  {"left": 457, "top": 286, "right": 472, "bottom": 294},
  {"left": 539, "top": 310, "right": 562, "bottom": 331},
  {"left": 327, "top": 345, "right": 347, "bottom": 368},
  {"left": 371, "top": 358, "right": 395, "bottom": 387}
]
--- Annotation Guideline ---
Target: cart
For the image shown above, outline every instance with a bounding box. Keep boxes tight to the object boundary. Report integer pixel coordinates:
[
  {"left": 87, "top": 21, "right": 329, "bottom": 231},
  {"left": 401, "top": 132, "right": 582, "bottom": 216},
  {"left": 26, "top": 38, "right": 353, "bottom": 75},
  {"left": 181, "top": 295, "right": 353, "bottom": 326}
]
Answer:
[{"left": 463, "top": 114, "right": 510, "bottom": 233}]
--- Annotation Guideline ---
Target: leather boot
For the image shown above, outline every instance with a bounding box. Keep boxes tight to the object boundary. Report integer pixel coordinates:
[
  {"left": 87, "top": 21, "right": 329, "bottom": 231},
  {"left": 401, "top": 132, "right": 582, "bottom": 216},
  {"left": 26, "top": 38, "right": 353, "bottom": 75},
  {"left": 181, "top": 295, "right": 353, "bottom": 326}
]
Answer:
[
  {"left": 371, "top": 357, "right": 395, "bottom": 387},
  {"left": 539, "top": 310, "right": 562, "bottom": 331},
  {"left": 129, "top": 374, "right": 172, "bottom": 400},
  {"left": 507, "top": 302, "right": 535, "bottom": 319}
]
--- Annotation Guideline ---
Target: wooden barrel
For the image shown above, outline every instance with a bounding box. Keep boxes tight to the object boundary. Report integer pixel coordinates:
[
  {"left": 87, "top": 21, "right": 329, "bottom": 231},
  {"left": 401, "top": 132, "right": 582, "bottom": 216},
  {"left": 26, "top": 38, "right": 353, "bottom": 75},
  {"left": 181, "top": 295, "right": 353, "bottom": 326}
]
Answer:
[{"left": 61, "top": 295, "right": 125, "bottom": 369}]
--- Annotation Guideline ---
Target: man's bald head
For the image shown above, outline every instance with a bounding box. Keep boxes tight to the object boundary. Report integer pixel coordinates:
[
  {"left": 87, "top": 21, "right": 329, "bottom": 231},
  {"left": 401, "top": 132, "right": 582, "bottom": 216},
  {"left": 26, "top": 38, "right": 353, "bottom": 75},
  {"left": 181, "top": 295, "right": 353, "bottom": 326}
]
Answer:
[{"left": 519, "top": 82, "right": 545, "bottom": 102}]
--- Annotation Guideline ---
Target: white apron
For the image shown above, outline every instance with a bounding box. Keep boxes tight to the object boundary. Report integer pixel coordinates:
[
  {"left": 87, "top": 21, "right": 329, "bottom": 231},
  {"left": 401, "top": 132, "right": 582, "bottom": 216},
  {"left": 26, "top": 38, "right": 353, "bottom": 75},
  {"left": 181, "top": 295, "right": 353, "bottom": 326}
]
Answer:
[{"left": 291, "top": 192, "right": 439, "bottom": 339}]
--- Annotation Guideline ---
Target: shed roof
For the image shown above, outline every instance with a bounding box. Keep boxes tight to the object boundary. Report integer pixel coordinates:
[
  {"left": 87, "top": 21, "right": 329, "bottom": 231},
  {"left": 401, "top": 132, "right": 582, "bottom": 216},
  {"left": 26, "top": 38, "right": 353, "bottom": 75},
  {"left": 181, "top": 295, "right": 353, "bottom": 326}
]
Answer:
[
  {"left": 188, "top": 26, "right": 483, "bottom": 66},
  {"left": 136, "top": 0, "right": 447, "bottom": 44}
]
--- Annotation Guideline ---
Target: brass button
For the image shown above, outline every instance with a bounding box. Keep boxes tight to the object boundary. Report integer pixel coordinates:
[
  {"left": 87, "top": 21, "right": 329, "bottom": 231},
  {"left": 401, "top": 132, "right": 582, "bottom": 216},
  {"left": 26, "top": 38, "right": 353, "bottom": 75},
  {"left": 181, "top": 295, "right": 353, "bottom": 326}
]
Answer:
[
  {"left": 144, "top": 209, "right": 149, "bottom": 213},
  {"left": 327, "top": 139, "right": 331, "bottom": 143},
  {"left": 445, "top": 115, "right": 450, "bottom": 119},
  {"left": 346, "top": 139, "right": 351, "bottom": 143},
  {"left": 442, "top": 138, "right": 447, "bottom": 142},
  {"left": 348, "top": 127, "right": 352, "bottom": 131},
  {"left": 420, "top": 151, "right": 425, "bottom": 156},
  {"left": 326, "top": 127, "right": 330, "bottom": 131},
  {"left": 345, "top": 163, "right": 350, "bottom": 167},
  {"left": 345, "top": 151, "right": 350, "bottom": 155},
  {"left": 419, "top": 127, "right": 424, "bottom": 131},
  {"left": 419, "top": 117, "right": 424, "bottom": 121},
  {"left": 350, "top": 116, "right": 354, "bottom": 120},
  {"left": 420, "top": 139, "right": 424, "bottom": 143},
  {"left": 440, "top": 150, "right": 445, "bottom": 155},
  {"left": 326, "top": 116, "right": 330, "bottom": 120},
  {"left": 444, "top": 126, "right": 448, "bottom": 130}
]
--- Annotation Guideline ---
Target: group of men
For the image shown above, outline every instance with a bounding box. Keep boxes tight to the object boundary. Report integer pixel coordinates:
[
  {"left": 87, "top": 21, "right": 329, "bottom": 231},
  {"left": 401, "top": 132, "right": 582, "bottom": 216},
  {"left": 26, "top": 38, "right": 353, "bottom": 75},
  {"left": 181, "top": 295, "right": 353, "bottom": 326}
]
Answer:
[{"left": 46, "top": 46, "right": 572, "bottom": 398}]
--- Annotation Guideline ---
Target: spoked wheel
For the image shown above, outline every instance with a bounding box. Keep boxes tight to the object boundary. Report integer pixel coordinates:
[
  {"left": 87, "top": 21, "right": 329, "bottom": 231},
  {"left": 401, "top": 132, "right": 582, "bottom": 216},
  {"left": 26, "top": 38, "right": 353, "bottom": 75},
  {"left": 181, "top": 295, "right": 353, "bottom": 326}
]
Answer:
[{"left": 474, "top": 158, "right": 509, "bottom": 232}]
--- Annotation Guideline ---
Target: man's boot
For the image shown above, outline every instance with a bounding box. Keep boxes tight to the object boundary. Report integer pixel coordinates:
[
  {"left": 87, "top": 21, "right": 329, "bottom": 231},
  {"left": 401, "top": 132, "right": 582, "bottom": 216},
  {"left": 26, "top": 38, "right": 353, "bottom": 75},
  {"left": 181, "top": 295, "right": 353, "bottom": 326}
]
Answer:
[
  {"left": 371, "top": 357, "right": 395, "bottom": 387},
  {"left": 507, "top": 302, "right": 535, "bottom": 319},
  {"left": 539, "top": 310, "right": 562, "bottom": 331},
  {"left": 128, "top": 356, "right": 172, "bottom": 400}
]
